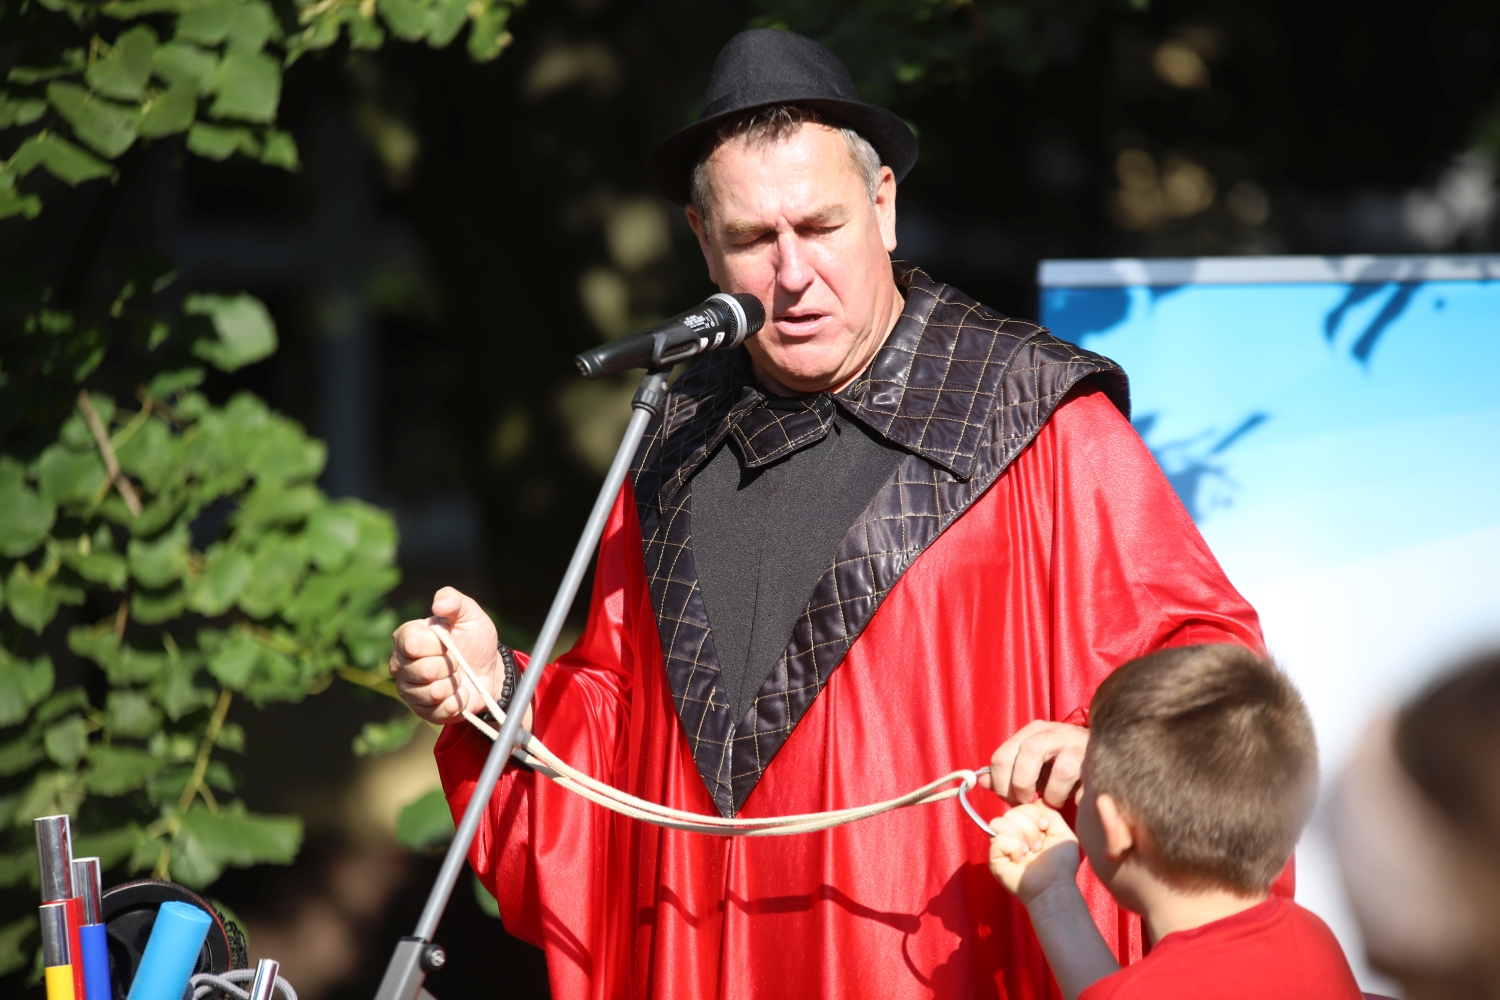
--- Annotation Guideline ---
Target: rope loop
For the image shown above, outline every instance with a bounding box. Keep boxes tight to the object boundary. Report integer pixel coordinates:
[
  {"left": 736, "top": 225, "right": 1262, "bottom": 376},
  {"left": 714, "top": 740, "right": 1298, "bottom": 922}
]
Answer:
[{"left": 427, "top": 623, "right": 992, "bottom": 838}]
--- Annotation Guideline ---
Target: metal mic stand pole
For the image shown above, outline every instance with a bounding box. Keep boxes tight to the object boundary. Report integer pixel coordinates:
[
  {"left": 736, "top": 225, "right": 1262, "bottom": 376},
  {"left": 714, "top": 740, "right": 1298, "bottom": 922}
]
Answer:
[{"left": 373, "top": 368, "right": 671, "bottom": 1000}]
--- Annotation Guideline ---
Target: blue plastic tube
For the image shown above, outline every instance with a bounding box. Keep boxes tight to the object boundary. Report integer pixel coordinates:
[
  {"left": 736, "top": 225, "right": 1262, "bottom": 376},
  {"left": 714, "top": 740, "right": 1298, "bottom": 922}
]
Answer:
[
  {"left": 125, "top": 900, "right": 212, "bottom": 1000},
  {"left": 77, "top": 923, "right": 111, "bottom": 1000}
]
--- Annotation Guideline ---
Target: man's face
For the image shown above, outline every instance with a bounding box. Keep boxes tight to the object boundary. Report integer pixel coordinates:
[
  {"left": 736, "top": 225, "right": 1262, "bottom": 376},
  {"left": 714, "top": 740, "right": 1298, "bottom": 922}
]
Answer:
[{"left": 686, "top": 123, "right": 900, "bottom": 395}]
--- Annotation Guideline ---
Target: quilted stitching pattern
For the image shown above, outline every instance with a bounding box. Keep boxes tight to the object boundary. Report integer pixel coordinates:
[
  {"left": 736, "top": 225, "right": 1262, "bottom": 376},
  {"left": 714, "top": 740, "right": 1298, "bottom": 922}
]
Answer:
[{"left": 633, "top": 264, "right": 1128, "bottom": 816}]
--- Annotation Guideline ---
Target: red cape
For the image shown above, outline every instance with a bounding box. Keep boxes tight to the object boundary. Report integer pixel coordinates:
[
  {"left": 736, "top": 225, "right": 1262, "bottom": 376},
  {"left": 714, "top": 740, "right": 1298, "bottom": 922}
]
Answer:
[{"left": 437, "top": 385, "right": 1274, "bottom": 999}]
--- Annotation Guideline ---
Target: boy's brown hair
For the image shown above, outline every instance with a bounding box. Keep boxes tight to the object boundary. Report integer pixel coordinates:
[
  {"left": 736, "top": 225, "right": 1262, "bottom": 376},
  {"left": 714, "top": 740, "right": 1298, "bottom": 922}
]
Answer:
[{"left": 1087, "top": 644, "right": 1317, "bottom": 893}]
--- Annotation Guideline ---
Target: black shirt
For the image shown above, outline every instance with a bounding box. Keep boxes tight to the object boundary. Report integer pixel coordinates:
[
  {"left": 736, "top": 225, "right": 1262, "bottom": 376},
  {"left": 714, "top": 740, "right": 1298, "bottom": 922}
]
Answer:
[{"left": 690, "top": 397, "right": 908, "bottom": 723}]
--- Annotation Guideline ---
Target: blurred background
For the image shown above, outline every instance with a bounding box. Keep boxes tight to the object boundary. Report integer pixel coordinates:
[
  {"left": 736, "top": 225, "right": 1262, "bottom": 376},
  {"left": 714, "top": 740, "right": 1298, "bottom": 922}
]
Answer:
[{"left": 3, "top": 0, "right": 1499, "bottom": 996}]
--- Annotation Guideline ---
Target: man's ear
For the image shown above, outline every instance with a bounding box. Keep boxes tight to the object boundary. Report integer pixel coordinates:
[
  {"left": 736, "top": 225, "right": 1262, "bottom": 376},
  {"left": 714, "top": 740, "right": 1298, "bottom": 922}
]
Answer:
[
  {"left": 684, "top": 204, "right": 719, "bottom": 284},
  {"left": 874, "top": 166, "right": 897, "bottom": 253},
  {"left": 1095, "top": 793, "right": 1136, "bottom": 862}
]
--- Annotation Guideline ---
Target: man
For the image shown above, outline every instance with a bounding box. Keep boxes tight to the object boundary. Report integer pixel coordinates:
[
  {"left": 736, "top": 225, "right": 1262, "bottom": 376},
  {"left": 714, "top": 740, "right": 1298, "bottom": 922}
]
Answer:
[{"left": 390, "top": 29, "right": 1264, "bottom": 999}]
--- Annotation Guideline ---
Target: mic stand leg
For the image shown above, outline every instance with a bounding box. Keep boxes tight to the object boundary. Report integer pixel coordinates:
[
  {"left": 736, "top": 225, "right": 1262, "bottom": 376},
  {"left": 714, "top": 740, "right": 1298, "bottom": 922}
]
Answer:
[{"left": 372, "top": 369, "right": 671, "bottom": 1000}]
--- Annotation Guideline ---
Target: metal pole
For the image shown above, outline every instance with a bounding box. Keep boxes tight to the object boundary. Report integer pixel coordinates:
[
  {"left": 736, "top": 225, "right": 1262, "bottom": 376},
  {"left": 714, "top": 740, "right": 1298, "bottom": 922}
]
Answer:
[{"left": 373, "top": 369, "right": 670, "bottom": 1000}]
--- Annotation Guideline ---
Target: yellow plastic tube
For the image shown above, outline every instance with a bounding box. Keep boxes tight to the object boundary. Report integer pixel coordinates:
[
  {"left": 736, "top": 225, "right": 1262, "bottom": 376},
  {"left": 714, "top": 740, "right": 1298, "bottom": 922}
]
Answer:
[{"left": 45, "top": 964, "right": 75, "bottom": 1000}]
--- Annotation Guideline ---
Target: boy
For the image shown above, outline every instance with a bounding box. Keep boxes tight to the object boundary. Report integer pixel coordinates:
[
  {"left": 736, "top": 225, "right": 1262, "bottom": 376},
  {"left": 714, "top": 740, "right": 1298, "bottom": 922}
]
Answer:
[{"left": 987, "top": 644, "right": 1362, "bottom": 999}]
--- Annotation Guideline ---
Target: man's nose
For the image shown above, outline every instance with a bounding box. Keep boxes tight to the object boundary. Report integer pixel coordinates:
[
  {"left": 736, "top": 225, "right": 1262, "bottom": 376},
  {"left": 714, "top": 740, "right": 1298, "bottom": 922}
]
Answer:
[{"left": 774, "top": 231, "right": 815, "bottom": 294}]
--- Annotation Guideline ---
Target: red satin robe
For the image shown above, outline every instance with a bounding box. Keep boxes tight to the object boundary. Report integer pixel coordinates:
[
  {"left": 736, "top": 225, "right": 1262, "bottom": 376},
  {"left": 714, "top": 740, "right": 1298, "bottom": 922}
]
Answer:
[{"left": 436, "top": 385, "right": 1268, "bottom": 999}]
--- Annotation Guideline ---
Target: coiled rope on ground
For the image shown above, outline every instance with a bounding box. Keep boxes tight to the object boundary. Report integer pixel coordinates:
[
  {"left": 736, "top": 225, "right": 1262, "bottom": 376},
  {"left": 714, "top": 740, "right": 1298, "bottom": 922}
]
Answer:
[{"left": 427, "top": 623, "right": 993, "bottom": 837}]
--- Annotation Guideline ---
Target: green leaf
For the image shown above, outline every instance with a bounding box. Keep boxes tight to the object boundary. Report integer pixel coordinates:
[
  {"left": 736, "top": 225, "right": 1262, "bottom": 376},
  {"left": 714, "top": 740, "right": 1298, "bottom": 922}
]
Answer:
[
  {"left": 43, "top": 715, "right": 88, "bottom": 768},
  {"left": 377, "top": 0, "right": 431, "bottom": 41},
  {"left": 172, "top": 801, "right": 302, "bottom": 888},
  {"left": 0, "top": 733, "right": 45, "bottom": 776},
  {"left": 224, "top": 0, "right": 281, "bottom": 50},
  {"left": 205, "top": 632, "right": 259, "bottom": 689},
  {"left": 35, "top": 688, "right": 88, "bottom": 725},
  {"left": 152, "top": 41, "right": 219, "bottom": 94},
  {"left": 127, "top": 523, "right": 190, "bottom": 588},
  {"left": 186, "top": 121, "right": 260, "bottom": 160},
  {"left": 236, "top": 536, "right": 306, "bottom": 617},
  {"left": 186, "top": 544, "right": 251, "bottom": 615},
  {"left": 62, "top": 547, "right": 129, "bottom": 590},
  {"left": 6, "top": 49, "right": 86, "bottom": 84},
  {"left": 215, "top": 721, "right": 244, "bottom": 752},
  {"left": 0, "top": 175, "right": 43, "bottom": 221},
  {"left": 131, "top": 586, "right": 185, "bottom": 624},
  {"left": 427, "top": 0, "right": 470, "bottom": 48},
  {"left": 0, "top": 457, "right": 56, "bottom": 557},
  {"left": 47, "top": 82, "right": 139, "bottom": 159},
  {"left": 306, "top": 503, "right": 360, "bottom": 570},
  {"left": 68, "top": 627, "right": 122, "bottom": 673},
  {"left": 73, "top": 824, "right": 144, "bottom": 869},
  {"left": 467, "top": 4, "right": 512, "bottom": 62},
  {"left": 35, "top": 442, "right": 106, "bottom": 506},
  {"left": 236, "top": 483, "right": 319, "bottom": 529},
  {"left": 117, "top": 417, "right": 181, "bottom": 494},
  {"left": 85, "top": 25, "right": 160, "bottom": 101},
  {"left": 261, "top": 127, "right": 298, "bottom": 170},
  {"left": 7, "top": 133, "right": 114, "bottom": 186},
  {"left": 185, "top": 293, "right": 277, "bottom": 371},
  {"left": 0, "top": 917, "right": 37, "bottom": 977},
  {"left": 352, "top": 714, "right": 420, "bottom": 757},
  {"left": 14, "top": 770, "right": 85, "bottom": 824},
  {"left": 395, "top": 788, "right": 454, "bottom": 850},
  {"left": 209, "top": 48, "right": 280, "bottom": 123},
  {"left": 6, "top": 565, "right": 84, "bottom": 633},
  {"left": 86, "top": 745, "right": 160, "bottom": 795},
  {"left": 138, "top": 78, "right": 198, "bottom": 137},
  {"left": 152, "top": 652, "right": 210, "bottom": 720},
  {"left": 147, "top": 367, "right": 206, "bottom": 398},
  {"left": 0, "top": 93, "right": 48, "bottom": 128},
  {"left": 174, "top": 0, "right": 235, "bottom": 45},
  {"left": 105, "top": 689, "right": 162, "bottom": 738}
]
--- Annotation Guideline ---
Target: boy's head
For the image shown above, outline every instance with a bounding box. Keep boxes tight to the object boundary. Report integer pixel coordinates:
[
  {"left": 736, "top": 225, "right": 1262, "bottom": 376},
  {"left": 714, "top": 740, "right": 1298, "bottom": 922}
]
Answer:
[{"left": 1079, "top": 644, "right": 1317, "bottom": 898}]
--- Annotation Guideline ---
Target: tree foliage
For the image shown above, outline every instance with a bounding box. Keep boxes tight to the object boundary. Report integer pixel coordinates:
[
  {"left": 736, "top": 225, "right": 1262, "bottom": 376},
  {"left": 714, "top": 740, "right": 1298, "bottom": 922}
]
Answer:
[
  {"left": 0, "top": 0, "right": 525, "bottom": 984},
  {"left": 753, "top": 0, "right": 1146, "bottom": 102}
]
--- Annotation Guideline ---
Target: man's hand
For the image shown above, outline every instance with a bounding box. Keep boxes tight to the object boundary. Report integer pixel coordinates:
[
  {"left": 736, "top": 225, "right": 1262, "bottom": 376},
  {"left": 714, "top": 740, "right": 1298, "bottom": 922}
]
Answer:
[
  {"left": 979, "top": 720, "right": 1089, "bottom": 808},
  {"left": 988, "top": 802, "right": 1082, "bottom": 906},
  {"left": 390, "top": 587, "right": 501, "bottom": 725}
]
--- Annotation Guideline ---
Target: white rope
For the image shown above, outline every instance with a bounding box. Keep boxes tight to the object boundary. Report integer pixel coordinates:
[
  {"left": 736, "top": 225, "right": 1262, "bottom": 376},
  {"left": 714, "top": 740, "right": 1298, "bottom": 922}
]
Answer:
[
  {"left": 190, "top": 968, "right": 297, "bottom": 1000},
  {"left": 428, "top": 623, "right": 988, "bottom": 837}
]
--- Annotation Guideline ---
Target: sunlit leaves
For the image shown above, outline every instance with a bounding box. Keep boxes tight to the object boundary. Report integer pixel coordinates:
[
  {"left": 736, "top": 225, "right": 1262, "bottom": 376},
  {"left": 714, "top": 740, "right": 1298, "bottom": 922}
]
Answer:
[
  {"left": 0, "top": 458, "right": 55, "bottom": 557},
  {"left": 209, "top": 48, "right": 279, "bottom": 123},
  {"left": 185, "top": 293, "right": 278, "bottom": 371},
  {"left": 172, "top": 802, "right": 301, "bottom": 888},
  {"left": 138, "top": 79, "right": 199, "bottom": 138},
  {"left": 46, "top": 82, "right": 139, "bottom": 158},
  {"left": 128, "top": 524, "right": 190, "bottom": 588},
  {"left": 105, "top": 689, "right": 162, "bottom": 738},
  {"left": 0, "top": 651, "right": 55, "bottom": 728},
  {"left": 86, "top": 25, "right": 161, "bottom": 101},
  {"left": 43, "top": 715, "right": 88, "bottom": 769},
  {"left": 5, "top": 133, "right": 114, "bottom": 186},
  {"left": 395, "top": 788, "right": 454, "bottom": 850},
  {"left": 352, "top": 714, "right": 420, "bottom": 756}
]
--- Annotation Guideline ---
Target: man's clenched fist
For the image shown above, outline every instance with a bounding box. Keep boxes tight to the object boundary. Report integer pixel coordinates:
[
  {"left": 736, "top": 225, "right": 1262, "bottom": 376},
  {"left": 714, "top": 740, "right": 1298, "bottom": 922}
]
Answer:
[{"left": 390, "top": 587, "right": 501, "bottom": 724}]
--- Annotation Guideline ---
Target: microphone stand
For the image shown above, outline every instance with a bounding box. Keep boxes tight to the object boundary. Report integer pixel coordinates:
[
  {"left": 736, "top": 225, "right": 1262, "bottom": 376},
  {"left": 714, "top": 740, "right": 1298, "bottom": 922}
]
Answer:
[{"left": 372, "top": 368, "right": 671, "bottom": 1000}]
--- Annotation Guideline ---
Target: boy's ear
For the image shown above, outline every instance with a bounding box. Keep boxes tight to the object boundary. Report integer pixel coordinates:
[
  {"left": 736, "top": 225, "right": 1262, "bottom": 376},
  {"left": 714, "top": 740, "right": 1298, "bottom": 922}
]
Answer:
[{"left": 1095, "top": 793, "right": 1136, "bottom": 862}]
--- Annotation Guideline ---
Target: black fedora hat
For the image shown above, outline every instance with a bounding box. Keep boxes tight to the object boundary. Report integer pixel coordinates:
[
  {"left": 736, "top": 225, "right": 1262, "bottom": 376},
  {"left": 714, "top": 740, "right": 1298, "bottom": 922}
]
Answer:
[{"left": 647, "top": 29, "right": 919, "bottom": 206}]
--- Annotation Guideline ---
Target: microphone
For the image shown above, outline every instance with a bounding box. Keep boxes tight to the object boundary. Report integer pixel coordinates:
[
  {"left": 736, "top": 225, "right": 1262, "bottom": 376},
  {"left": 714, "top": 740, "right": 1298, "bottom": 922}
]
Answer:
[{"left": 575, "top": 292, "right": 765, "bottom": 379}]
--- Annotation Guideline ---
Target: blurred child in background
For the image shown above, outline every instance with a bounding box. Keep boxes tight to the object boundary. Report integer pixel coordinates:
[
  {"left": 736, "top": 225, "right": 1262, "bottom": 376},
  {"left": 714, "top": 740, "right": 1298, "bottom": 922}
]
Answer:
[{"left": 1336, "top": 650, "right": 1500, "bottom": 1000}]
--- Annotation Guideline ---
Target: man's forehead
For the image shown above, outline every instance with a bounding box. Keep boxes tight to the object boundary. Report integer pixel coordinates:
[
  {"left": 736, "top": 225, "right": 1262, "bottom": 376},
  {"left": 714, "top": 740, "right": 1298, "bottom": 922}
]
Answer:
[{"left": 703, "top": 126, "right": 866, "bottom": 226}]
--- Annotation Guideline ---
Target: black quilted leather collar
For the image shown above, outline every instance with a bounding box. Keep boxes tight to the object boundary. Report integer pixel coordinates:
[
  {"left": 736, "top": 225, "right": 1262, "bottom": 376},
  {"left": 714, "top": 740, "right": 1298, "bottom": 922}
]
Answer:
[{"left": 632, "top": 263, "right": 1128, "bottom": 815}]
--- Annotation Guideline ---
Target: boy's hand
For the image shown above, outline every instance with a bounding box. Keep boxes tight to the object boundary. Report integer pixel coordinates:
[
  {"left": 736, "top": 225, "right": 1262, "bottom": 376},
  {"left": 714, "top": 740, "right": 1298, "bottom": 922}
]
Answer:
[{"left": 987, "top": 802, "right": 1082, "bottom": 906}]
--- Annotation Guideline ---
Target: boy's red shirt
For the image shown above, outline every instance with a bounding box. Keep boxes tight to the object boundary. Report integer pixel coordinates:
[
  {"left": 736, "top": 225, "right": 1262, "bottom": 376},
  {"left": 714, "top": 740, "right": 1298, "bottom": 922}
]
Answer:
[{"left": 1079, "top": 896, "right": 1362, "bottom": 1000}]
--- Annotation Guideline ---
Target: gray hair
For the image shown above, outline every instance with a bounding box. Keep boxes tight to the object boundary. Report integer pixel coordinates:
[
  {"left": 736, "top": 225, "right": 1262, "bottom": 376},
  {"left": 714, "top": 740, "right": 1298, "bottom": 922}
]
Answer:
[{"left": 689, "top": 104, "right": 884, "bottom": 218}]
